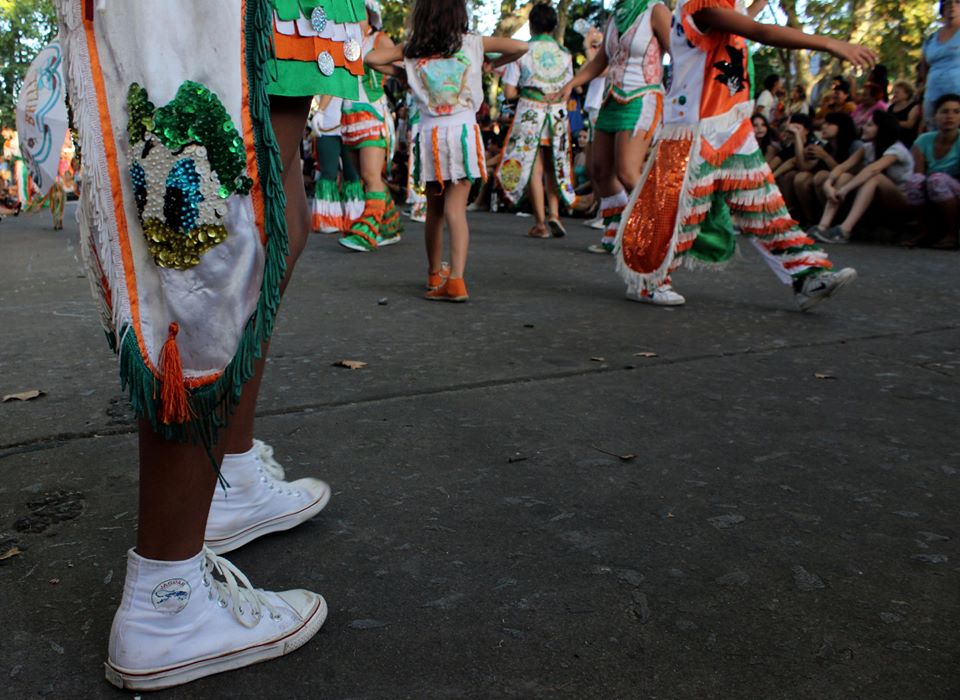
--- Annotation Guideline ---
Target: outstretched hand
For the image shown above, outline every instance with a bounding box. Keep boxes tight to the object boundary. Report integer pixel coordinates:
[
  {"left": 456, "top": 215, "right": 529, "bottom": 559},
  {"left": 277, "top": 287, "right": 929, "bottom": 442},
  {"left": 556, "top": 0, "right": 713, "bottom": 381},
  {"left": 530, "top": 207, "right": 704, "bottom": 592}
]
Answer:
[{"left": 826, "top": 39, "right": 878, "bottom": 70}]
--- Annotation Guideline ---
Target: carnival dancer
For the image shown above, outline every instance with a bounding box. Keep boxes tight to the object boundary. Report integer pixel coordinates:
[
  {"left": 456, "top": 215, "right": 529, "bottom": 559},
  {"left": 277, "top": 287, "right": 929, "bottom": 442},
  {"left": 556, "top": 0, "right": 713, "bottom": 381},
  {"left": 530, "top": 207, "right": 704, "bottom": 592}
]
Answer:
[
  {"left": 367, "top": 0, "right": 527, "bottom": 301},
  {"left": 339, "top": 0, "right": 403, "bottom": 251},
  {"left": 614, "top": 0, "right": 875, "bottom": 309},
  {"left": 495, "top": 3, "right": 576, "bottom": 239},
  {"left": 555, "top": 0, "right": 671, "bottom": 260},
  {"left": 55, "top": 0, "right": 367, "bottom": 688},
  {"left": 311, "top": 94, "right": 364, "bottom": 232}
]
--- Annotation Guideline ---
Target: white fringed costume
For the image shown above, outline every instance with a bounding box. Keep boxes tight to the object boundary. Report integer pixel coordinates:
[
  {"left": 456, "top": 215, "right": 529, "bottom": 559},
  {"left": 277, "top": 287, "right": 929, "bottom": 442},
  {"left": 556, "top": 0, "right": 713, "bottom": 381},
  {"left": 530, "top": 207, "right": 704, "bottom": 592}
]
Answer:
[{"left": 54, "top": 0, "right": 350, "bottom": 440}]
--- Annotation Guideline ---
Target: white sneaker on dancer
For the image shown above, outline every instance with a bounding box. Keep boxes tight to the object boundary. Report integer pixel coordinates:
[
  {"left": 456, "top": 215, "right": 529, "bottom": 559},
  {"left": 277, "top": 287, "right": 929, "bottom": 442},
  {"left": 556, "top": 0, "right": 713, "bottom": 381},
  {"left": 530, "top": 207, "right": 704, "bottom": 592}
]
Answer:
[
  {"left": 586, "top": 216, "right": 604, "bottom": 230},
  {"left": 205, "top": 440, "right": 330, "bottom": 554},
  {"left": 626, "top": 283, "right": 686, "bottom": 306},
  {"left": 794, "top": 267, "right": 857, "bottom": 311},
  {"left": 104, "top": 548, "right": 327, "bottom": 691}
]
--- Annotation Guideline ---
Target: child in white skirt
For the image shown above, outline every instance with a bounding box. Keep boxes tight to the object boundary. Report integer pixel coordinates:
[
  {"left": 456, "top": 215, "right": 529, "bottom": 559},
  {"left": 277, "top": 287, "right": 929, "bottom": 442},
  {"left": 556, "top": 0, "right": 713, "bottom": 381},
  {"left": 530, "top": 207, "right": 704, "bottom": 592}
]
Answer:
[{"left": 366, "top": 0, "right": 526, "bottom": 301}]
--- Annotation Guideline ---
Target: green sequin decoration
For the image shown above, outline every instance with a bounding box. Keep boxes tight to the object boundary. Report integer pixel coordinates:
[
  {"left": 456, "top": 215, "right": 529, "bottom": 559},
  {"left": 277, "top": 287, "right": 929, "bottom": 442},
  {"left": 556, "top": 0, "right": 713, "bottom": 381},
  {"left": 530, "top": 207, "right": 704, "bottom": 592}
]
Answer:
[{"left": 126, "top": 82, "right": 252, "bottom": 270}]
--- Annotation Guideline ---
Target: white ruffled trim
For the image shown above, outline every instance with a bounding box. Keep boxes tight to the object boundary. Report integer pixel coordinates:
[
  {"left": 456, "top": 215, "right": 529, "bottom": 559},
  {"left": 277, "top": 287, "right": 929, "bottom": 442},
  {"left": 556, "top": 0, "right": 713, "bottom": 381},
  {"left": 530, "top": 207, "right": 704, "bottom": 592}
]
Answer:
[{"left": 56, "top": 0, "right": 128, "bottom": 342}]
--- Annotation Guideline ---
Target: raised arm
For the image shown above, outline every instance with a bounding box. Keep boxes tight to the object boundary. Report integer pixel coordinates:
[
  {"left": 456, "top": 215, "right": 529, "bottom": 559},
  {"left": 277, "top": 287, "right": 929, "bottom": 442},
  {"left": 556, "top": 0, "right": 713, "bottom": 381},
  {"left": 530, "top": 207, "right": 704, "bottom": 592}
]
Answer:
[
  {"left": 651, "top": 4, "right": 672, "bottom": 58},
  {"left": 694, "top": 8, "right": 878, "bottom": 68},
  {"left": 482, "top": 36, "right": 529, "bottom": 68},
  {"left": 365, "top": 42, "right": 405, "bottom": 77}
]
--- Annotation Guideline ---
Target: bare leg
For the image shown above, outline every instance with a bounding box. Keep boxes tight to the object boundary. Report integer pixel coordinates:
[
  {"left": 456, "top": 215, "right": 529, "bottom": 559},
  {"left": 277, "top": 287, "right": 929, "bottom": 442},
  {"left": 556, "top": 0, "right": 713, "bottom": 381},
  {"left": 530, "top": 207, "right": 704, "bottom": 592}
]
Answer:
[
  {"left": 220, "top": 96, "right": 312, "bottom": 456},
  {"left": 614, "top": 129, "right": 650, "bottom": 192},
  {"left": 592, "top": 131, "right": 619, "bottom": 198},
  {"left": 358, "top": 145, "right": 387, "bottom": 195},
  {"left": 541, "top": 146, "right": 560, "bottom": 221},
  {"left": 528, "top": 147, "right": 547, "bottom": 226},
  {"left": 838, "top": 174, "right": 899, "bottom": 235},
  {"left": 136, "top": 96, "right": 312, "bottom": 561},
  {"left": 817, "top": 172, "right": 854, "bottom": 229},
  {"left": 425, "top": 181, "right": 445, "bottom": 273},
  {"left": 444, "top": 180, "right": 472, "bottom": 278}
]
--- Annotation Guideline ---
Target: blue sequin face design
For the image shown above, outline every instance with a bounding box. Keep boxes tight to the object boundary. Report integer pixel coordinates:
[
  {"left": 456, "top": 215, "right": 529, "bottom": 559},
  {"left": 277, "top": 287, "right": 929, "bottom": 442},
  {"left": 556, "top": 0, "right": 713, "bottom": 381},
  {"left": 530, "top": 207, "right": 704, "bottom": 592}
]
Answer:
[
  {"left": 164, "top": 159, "right": 204, "bottom": 234},
  {"left": 131, "top": 161, "right": 147, "bottom": 217}
]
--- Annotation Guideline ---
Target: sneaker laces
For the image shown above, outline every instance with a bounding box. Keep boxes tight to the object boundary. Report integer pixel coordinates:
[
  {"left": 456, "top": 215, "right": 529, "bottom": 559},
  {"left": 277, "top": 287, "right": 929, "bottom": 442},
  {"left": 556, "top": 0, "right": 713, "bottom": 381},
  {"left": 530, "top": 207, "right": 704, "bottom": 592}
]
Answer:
[
  {"left": 202, "top": 548, "right": 281, "bottom": 628},
  {"left": 253, "top": 440, "right": 285, "bottom": 480},
  {"left": 252, "top": 440, "right": 302, "bottom": 497}
]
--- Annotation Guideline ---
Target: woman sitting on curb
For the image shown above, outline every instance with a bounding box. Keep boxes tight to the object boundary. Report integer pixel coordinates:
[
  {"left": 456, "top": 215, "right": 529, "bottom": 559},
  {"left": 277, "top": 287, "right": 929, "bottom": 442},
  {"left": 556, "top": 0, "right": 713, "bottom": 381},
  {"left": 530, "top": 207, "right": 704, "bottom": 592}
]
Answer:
[
  {"left": 808, "top": 110, "right": 914, "bottom": 243},
  {"left": 901, "top": 93, "right": 960, "bottom": 249}
]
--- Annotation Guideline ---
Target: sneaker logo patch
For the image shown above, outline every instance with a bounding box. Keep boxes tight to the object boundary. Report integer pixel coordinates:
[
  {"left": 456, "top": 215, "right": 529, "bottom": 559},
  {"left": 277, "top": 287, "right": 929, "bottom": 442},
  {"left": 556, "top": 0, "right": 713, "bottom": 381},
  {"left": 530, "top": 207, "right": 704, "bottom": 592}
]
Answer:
[{"left": 152, "top": 578, "right": 191, "bottom": 614}]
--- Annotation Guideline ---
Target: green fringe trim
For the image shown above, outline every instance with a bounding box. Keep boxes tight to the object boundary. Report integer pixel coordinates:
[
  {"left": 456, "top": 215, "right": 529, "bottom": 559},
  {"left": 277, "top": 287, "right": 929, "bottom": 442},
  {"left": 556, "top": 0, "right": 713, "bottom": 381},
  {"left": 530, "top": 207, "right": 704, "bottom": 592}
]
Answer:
[
  {"left": 315, "top": 177, "right": 342, "bottom": 201},
  {"left": 694, "top": 149, "right": 767, "bottom": 177},
  {"left": 460, "top": 124, "right": 472, "bottom": 181},
  {"left": 342, "top": 179, "right": 364, "bottom": 201},
  {"left": 116, "top": 0, "right": 288, "bottom": 443}
]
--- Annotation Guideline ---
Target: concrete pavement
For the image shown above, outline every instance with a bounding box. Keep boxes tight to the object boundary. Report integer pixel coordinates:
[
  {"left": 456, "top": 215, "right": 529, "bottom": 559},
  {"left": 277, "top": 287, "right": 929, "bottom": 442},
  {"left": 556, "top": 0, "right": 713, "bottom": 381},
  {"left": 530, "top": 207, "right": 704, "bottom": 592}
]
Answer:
[{"left": 1, "top": 204, "right": 958, "bottom": 698}]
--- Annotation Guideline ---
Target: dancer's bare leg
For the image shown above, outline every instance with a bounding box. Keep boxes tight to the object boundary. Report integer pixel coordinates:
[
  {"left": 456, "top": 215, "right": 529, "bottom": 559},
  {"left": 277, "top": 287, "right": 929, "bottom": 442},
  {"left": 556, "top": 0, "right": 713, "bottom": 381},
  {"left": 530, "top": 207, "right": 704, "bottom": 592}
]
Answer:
[
  {"left": 220, "top": 95, "right": 312, "bottom": 456},
  {"left": 425, "top": 182, "right": 445, "bottom": 273}
]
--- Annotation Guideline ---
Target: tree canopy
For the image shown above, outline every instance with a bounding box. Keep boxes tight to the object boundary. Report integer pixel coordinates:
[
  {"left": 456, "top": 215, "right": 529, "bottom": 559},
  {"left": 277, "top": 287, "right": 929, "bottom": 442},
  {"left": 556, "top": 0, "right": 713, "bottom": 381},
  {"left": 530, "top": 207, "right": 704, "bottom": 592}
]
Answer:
[{"left": 0, "top": 0, "right": 58, "bottom": 127}]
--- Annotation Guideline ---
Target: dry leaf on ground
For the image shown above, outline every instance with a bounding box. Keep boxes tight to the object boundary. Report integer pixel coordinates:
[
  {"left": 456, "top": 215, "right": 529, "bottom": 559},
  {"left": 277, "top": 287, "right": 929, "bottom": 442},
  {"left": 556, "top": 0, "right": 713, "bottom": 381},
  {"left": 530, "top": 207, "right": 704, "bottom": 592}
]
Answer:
[
  {"left": 2, "top": 389, "right": 44, "bottom": 402},
  {"left": 0, "top": 546, "right": 22, "bottom": 561},
  {"left": 814, "top": 373, "right": 836, "bottom": 380},
  {"left": 333, "top": 360, "right": 367, "bottom": 370},
  {"left": 633, "top": 352, "right": 658, "bottom": 358}
]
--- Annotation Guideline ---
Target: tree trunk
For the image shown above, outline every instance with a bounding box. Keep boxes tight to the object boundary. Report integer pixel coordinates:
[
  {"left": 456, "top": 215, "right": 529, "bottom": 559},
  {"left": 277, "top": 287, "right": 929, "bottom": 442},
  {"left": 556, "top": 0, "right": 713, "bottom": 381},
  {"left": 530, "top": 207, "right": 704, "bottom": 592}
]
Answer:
[{"left": 495, "top": 1, "right": 536, "bottom": 37}]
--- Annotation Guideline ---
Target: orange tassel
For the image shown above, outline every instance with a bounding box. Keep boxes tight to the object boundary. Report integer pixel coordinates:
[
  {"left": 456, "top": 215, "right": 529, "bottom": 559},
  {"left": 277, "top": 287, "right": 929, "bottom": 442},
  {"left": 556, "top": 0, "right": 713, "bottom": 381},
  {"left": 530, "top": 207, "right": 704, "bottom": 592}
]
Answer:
[
  {"left": 432, "top": 127, "right": 444, "bottom": 191},
  {"left": 159, "top": 322, "right": 191, "bottom": 425}
]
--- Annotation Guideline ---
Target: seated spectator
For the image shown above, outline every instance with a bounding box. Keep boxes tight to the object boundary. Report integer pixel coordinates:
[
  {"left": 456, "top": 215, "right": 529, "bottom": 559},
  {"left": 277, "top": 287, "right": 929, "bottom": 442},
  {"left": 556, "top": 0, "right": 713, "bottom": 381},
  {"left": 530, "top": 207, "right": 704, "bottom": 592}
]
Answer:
[
  {"left": 869, "top": 64, "right": 890, "bottom": 102},
  {"left": 815, "top": 78, "right": 856, "bottom": 123},
  {"left": 887, "top": 79, "right": 922, "bottom": 147},
  {"left": 769, "top": 113, "right": 815, "bottom": 216},
  {"left": 752, "top": 114, "right": 780, "bottom": 164},
  {"left": 851, "top": 82, "right": 888, "bottom": 134},
  {"left": 808, "top": 110, "right": 914, "bottom": 243},
  {"left": 794, "top": 112, "right": 859, "bottom": 226},
  {"left": 786, "top": 84, "right": 810, "bottom": 118},
  {"left": 755, "top": 74, "right": 781, "bottom": 123},
  {"left": 902, "top": 93, "right": 960, "bottom": 249}
]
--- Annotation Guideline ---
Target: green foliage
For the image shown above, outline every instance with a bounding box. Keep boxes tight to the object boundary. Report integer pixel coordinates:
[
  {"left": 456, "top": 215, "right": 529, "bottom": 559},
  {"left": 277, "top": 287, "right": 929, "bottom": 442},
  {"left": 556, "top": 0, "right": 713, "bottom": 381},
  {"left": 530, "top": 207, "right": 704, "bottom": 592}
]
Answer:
[
  {"left": 0, "top": 0, "right": 58, "bottom": 127},
  {"left": 799, "top": 0, "right": 936, "bottom": 82}
]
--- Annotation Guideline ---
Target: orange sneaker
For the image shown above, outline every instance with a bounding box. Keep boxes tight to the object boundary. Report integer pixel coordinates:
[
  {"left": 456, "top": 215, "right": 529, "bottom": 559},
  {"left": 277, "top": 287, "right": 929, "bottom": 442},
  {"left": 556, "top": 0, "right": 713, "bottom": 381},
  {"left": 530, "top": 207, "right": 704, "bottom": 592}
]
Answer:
[
  {"left": 426, "top": 262, "right": 451, "bottom": 290},
  {"left": 425, "top": 277, "right": 469, "bottom": 302}
]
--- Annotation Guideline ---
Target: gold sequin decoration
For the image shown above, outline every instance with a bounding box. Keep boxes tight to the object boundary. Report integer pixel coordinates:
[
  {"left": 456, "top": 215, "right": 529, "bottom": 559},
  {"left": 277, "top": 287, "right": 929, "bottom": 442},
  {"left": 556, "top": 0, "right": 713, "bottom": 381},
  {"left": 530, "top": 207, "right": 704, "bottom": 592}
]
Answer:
[{"left": 143, "top": 220, "right": 228, "bottom": 270}]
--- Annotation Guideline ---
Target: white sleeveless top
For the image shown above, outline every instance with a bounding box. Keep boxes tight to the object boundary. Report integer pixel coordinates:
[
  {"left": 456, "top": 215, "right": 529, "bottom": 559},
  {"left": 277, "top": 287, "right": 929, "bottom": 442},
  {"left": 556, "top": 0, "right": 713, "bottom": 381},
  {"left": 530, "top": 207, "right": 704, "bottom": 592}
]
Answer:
[
  {"left": 501, "top": 36, "right": 573, "bottom": 94},
  {"left": 603, "top": 3, "right": 664, "bottom": 101},
  {"left": 404, "top": 33, "right": 485, "bottom": 120}
]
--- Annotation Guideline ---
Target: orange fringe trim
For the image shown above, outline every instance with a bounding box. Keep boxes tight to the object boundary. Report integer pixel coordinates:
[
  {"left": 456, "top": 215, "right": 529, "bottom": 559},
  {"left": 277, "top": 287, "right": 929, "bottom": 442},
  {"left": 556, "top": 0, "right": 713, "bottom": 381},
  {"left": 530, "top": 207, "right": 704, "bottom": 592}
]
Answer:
[
  {"left": 432, "top": 127, "right": 444, "bottom": 191},
  {"left": 699, "top": 119, "right": 755, "bottom": 167},
  {"left": 680, "top": 0, "right": 730, "bottom": 52},
  {"left": 474, "top": 125, "right": 486, "bottom": 181}
]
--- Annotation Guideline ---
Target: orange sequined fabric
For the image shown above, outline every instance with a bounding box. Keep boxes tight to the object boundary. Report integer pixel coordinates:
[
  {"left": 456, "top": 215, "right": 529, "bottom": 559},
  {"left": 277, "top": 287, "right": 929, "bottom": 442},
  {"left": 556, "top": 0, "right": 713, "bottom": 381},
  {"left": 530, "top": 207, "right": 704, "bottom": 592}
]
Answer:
[{"left": 620, "top": 139, "right": 692, "bottom": 275}]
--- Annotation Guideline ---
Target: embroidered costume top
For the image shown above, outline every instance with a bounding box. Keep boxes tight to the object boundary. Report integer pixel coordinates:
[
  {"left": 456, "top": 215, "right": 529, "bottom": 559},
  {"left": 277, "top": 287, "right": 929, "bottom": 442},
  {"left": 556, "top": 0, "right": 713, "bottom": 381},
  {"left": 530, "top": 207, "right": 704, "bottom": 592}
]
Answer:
[
  {"left": 664, "top": 0, "right": 754, "bottom": 154},
  {"left": 404, "top": 34, "right": 485, "bottom": 120},
  {"left": 603, "top": 0, "right": 664, "bottom": 103},
  {"left": 502, "top": 34, "right": 572, "bottom": 102},
  {"left": 405, "top": 34, "right": 487, "bottom": 184},
  {"left": 269, "top": 0, "right": 366, "bottom": 99}
]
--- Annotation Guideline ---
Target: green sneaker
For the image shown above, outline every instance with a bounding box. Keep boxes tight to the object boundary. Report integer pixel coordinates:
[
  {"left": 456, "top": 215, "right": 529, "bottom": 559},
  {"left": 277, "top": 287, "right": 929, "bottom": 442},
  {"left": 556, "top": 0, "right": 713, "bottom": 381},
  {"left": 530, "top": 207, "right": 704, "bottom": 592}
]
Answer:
[{"left": 338, "top": 233, "right": 377, "bottom": 252}]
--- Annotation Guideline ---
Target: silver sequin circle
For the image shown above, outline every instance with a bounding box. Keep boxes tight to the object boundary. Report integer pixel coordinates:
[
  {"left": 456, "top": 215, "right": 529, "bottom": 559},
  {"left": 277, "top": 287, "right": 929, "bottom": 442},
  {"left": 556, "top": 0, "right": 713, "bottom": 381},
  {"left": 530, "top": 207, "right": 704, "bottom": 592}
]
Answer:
[
  {"left": 317, "top": 51, "right": 335, "bottom": 76},
  {"left": 310, "top": 6, "right": 328, "bottom": 33},
  {"left": 343, "top": 38, "right": 361, "bottom": 63}
]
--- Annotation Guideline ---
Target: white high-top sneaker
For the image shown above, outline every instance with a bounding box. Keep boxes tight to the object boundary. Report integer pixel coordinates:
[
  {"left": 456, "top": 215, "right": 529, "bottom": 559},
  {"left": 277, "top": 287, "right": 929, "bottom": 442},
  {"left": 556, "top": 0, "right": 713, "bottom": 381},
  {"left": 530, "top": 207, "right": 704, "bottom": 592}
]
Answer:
[
  {"left": 105, "top": 548, "right": 327, "bottom": 690},
  {"left": 205, "top": 440, "right": 331, "bottom": 554}
]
